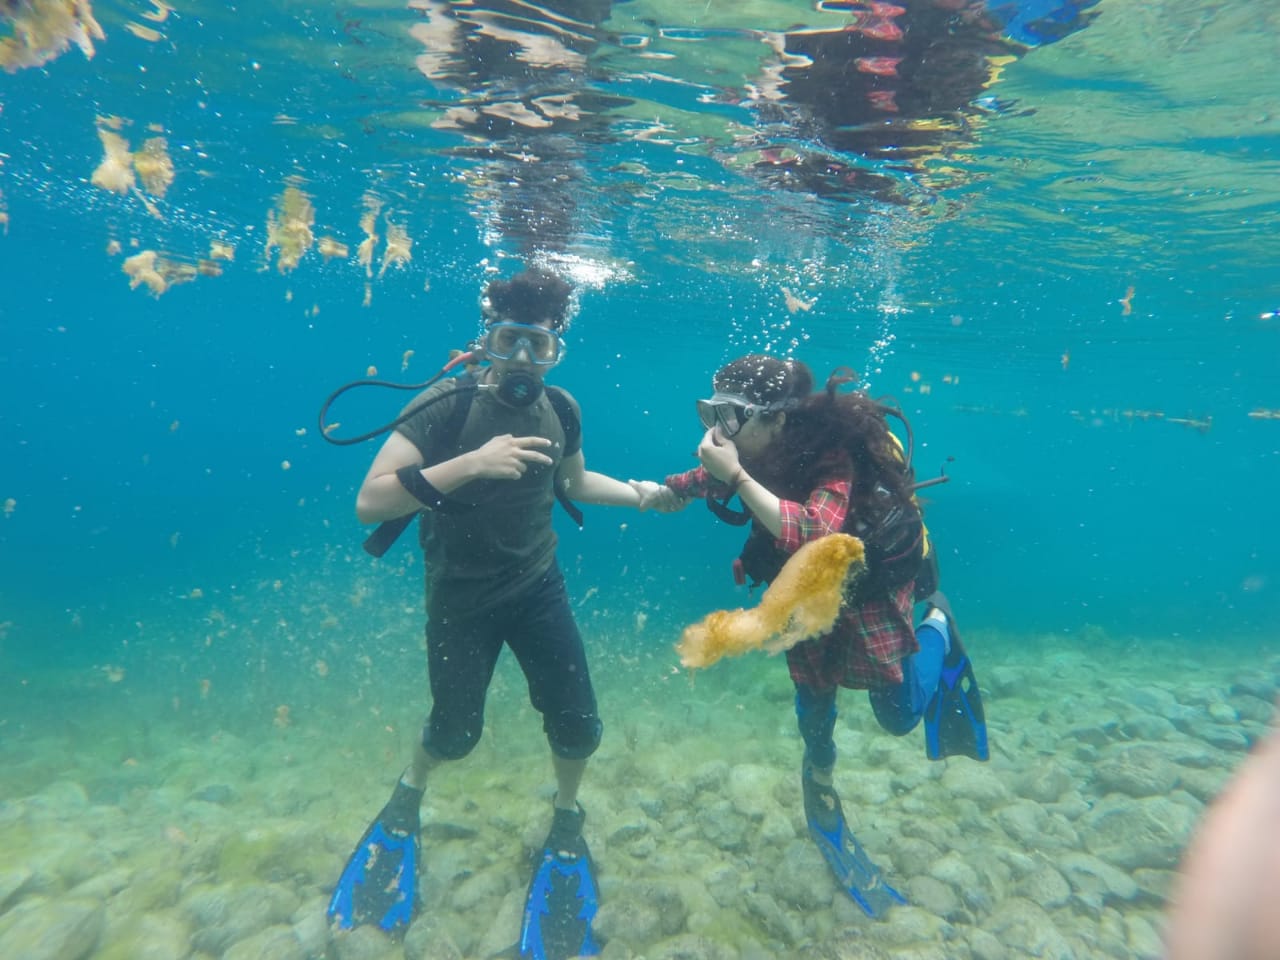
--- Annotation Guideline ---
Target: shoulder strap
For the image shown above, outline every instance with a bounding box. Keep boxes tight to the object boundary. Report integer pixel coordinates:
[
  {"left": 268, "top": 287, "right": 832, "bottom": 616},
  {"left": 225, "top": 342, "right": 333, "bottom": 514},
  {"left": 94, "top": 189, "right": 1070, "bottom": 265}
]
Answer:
[
  {"left": 545, "top": 386, "right": 584, "bottom": 528},
  {"left": 705, "top": 494, "right": 752, "bottom": 526},
  {"left": 545, "top": 386, "right": 580, "bottom": 453},
  {"left": 362, "top": 377, "right": 477, "bottom": 558}
]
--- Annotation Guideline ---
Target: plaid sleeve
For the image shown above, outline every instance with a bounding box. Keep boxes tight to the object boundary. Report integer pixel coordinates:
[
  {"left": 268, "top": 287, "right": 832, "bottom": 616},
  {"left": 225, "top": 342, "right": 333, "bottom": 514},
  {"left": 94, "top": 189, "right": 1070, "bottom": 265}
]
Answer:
[
  {"left": 664, "top": 466, "right": 710, "bottom": 498},
  {"left": 777, "top": 478, "right": 851, "bottom": 554}
]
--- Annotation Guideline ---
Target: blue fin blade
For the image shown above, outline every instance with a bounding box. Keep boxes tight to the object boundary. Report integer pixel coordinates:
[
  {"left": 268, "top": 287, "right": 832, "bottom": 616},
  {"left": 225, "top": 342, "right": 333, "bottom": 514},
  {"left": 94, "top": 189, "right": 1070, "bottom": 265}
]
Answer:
[
  {"left": 519, "top": 850, "right": 600, "bottom": 960},
  {"left": 807, "top": 815, "right": 906, "bottom": 918},
  {"left": 326, "top": 822, "right": 417, "bottom": 937}
]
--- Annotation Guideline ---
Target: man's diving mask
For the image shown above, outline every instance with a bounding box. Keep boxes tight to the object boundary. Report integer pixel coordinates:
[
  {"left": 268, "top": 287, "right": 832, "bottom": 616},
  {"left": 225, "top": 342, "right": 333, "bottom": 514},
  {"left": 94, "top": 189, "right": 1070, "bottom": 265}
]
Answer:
[
  {"left": 696, "top": 393, "right": 794, "bottom": 439},
  {"left": 483, "top": 321, "right": 564, "bottom": 366}
]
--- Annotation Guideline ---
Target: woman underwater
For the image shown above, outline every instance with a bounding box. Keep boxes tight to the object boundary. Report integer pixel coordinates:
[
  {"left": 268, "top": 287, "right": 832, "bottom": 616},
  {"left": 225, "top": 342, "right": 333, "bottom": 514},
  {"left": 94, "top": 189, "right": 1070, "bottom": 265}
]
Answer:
[{"left": 635, "top": 354, "right": 988, "bottom": 916}]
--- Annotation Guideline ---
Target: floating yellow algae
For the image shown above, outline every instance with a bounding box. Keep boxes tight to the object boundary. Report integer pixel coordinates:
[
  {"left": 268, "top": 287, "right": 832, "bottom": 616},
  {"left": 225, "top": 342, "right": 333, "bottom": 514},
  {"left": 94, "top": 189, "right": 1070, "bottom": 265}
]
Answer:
[
  {"left": 3, "top": 497, "right": 15, "bottom": 518},
  {"left": 264, "top": 183, "right": 315, "bottom": 273},
  {"left": 140, "top": 0, "right": 171, "bottom": 23},
  {"left": 123, "top": 21, "right": 161, "bottom": 42},
  {"left": 782, "top": 286, "right": 815, "bottom": 314},
  {"left": 366, "top": 365, "right": 377, "bottom": 377},
  {"left": 122, "top": 250, "right": 165, "bottom": 295},
  {"left": 273, "top": 704, "right": 291, "bottom": 728},
  {"left": 0, "top": 0, "right": 105, "bottom": 73},
  {"left": 196, "top": 259, "right": 222, "bottom": 277},
  {"left": 676, "top": 533, "right": 866, "bottom": 669},
  {"left": 401, "top": 349, "right": 414, "bottom": 371},
  {"left": 133, "top": 136, "right": 174, "bottom": 196},
  {"left": 317, "top": 235, "right": 348, "bottom": 260},
  {"left": 105, "top": 238, "right": 121, "bottom": 255},
  {"left": 379, "top": 215, "right": 412, "bottom": 277},
  {"left": 361, "top": 283, "right": 372, "bottom": 307},
  {"left": 122, "top": 249, "right": 197, "bottom": 296},
  {"left": 281, "top": 460, "right": 291, "bottom": 471},
  {"left": 90, "top": 124, "right": 173, "bottom": 216},
  {"left": 209, "top": 240, "right": 235, "bottom": 261},
  {"left": 357, "top": 192, "right": 383, "bottom": 278},
  {"left": 91, "top": 128, "right": 136, "bottom": 194}
]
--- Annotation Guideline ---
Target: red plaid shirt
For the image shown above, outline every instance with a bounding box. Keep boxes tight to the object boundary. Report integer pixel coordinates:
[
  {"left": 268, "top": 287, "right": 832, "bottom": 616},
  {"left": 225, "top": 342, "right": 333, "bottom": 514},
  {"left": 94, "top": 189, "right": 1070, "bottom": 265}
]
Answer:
[{"left": 666, "top": 466, "right": 917, "bottom": 691}]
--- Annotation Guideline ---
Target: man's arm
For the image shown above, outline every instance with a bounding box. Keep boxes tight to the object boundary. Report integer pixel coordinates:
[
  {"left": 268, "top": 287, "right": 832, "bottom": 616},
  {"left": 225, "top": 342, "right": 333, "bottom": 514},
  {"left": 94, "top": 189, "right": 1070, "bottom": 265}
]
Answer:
[
  {"left": 356, "top": 431, "right": 553, "bottom": 523},
  {"left": 558, "top": 450, "right": 652, "bottom": 508}
]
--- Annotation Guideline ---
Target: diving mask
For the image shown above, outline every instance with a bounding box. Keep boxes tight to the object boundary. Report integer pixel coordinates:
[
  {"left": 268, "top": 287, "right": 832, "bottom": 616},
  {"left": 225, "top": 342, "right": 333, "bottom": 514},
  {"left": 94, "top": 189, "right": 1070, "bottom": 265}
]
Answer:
[
  {"left": 695, "top": 393, "right": 765, "bottom": 438},
  {"left": 483, "top": 321, "right": 564, "bottom": 366},
  {"left": 697, "top": 392, "right": 800, "bottom": 438}
]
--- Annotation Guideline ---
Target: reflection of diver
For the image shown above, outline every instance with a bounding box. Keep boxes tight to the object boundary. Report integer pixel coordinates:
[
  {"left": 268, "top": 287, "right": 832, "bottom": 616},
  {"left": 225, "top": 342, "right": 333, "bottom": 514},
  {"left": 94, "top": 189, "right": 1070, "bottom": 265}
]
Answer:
[
  {"left": 405, "top": 0, "right": 1100, "bottom": 227},
  {"left": 731, "top": 0, "right": 1099, "bottom": 202},
  {"left": 408, "top": 0, "right": 616, "bottom": 257}
]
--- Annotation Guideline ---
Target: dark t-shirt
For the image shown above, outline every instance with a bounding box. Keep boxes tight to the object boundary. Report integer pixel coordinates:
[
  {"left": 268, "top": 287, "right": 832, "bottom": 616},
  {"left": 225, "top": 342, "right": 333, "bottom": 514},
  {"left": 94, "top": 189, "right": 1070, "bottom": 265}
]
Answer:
[{"left": 395, "top": 377, "right": 582, "bottom": 611}]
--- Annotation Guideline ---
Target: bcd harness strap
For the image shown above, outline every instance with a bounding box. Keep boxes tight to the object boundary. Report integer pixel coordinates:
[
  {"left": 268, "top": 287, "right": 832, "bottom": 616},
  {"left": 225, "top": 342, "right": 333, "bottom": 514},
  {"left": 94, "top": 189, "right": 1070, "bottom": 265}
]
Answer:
[{"left": 362, "top": 378, "right": 583, "bottom": 558}]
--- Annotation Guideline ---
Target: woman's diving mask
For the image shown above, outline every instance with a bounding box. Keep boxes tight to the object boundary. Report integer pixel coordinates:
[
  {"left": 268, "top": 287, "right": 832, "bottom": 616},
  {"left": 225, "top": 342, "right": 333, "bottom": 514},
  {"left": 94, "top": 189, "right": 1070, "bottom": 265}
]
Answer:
[{"left": 696, "top": 393, "right": 795, "bottom": 438}]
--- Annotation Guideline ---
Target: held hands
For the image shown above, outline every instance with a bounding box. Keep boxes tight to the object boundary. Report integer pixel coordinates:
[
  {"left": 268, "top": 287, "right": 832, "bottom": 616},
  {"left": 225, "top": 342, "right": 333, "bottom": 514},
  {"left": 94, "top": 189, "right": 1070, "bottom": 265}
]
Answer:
[
  {"left": 629, "top": 480, "right": 689, "bottom": 513},
  {"left": 697, "top": 427, "right": 741, "bottom": 484},
  {"left": 467, "top": 434, "right": 553, "bottom": 480}
]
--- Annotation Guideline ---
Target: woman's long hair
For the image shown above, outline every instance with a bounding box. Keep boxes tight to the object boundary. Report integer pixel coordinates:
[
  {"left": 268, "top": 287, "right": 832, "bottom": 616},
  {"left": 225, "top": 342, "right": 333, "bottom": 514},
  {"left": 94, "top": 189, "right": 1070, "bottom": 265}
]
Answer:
[{"left": 714, "top": 355, "right": 913, "bottom": 510}]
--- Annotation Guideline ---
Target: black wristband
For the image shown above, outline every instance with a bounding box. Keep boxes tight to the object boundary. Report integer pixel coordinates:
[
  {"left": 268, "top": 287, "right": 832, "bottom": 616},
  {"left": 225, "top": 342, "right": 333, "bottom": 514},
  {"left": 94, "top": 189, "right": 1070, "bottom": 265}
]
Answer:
[{"left": 396, "top": 465, "right": 448, "bottom": 510}]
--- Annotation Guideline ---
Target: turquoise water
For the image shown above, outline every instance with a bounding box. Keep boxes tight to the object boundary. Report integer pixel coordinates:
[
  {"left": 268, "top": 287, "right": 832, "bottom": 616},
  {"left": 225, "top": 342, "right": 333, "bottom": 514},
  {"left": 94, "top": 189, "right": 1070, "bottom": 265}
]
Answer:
[{"left": 2, "top": 1, "right": 1279, "bottom": 958}]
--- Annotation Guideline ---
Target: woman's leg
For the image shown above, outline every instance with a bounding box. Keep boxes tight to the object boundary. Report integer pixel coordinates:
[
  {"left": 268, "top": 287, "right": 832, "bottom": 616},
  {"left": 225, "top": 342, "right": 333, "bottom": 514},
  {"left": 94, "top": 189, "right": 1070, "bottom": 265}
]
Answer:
[
  {"left": 868, "top": 606, "right": 949, "bottom": 735},
  {"left": 795, "top": 682, "right": 838, "bottom": 780}
]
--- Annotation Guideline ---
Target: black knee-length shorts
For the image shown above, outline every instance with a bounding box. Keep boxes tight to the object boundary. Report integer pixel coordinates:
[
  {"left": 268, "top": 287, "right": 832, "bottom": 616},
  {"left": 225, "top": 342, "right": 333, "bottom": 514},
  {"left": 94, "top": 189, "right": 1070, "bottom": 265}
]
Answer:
[{"left": 421, "top": 561, "right": 602, "bottom": 761}]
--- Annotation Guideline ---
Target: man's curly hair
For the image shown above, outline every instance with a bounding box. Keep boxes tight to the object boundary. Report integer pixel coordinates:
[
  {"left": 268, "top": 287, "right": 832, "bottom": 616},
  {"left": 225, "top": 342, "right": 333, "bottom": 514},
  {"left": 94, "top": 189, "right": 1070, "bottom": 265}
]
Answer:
[{"left": 482, "top": 268, "right": 574, "bottom": 331}]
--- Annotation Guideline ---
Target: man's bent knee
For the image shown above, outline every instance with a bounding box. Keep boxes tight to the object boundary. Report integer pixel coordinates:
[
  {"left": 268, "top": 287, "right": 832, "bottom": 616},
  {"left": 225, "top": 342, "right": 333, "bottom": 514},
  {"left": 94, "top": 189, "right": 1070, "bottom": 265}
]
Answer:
[
  {"left": 422, "top": 717, "right": 483, "bottom": 760},
  {"left": 547, "top": 712, "right": 602, "bottom": 760}
]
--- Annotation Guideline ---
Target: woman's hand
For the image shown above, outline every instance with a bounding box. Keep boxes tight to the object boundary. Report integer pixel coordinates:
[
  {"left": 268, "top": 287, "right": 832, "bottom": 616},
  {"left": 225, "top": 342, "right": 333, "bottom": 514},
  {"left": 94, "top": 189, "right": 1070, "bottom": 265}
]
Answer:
[
  {"left": 697, "top": 427, "right": 741, "bottom": 484},
  {"left": 465, "top": 434, "right": 553, "bottom": 480}
]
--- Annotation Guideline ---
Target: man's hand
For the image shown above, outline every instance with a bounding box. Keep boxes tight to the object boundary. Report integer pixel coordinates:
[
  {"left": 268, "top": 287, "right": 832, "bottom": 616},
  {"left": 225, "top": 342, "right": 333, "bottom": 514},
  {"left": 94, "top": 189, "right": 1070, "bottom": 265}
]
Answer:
[
  {"left": 629, "top": 480, "right": 688, "bottom": 513},
  {"left": 466, "top": 434, "right": 553, "bottom": 480}
]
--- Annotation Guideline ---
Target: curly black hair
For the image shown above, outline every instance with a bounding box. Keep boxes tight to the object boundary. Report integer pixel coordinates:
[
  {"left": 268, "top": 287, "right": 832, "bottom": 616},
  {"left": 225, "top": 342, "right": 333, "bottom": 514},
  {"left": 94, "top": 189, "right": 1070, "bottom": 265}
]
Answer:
[
  {"left": 482, "top": 268, "right": 574, "bottom": 331},
  {"left": 714, "top": 354, "right": 914, "bottom": 510}
]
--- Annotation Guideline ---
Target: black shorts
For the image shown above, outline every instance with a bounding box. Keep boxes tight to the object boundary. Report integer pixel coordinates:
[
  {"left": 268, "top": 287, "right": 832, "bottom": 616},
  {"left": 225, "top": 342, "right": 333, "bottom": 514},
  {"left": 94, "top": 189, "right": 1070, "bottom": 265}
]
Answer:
[{"left": 422, "top": 561, "right": 602, "bottom": 761}]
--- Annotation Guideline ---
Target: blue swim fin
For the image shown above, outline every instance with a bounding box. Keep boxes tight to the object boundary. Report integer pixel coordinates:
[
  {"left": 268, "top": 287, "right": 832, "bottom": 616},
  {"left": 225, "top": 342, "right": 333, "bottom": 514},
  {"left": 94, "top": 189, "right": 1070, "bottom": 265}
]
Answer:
[
  {"left": 327, "top": 780, "right": 424, "bottom": 938},
  {"left": 519, "top": 805, "right": 600, "bottom": 960},
  {"left": 802, "top": 771, "right": 906, "bottom": 918},
  {"left": 921, "top": 592, "right": 990, "bottom": 762}
]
